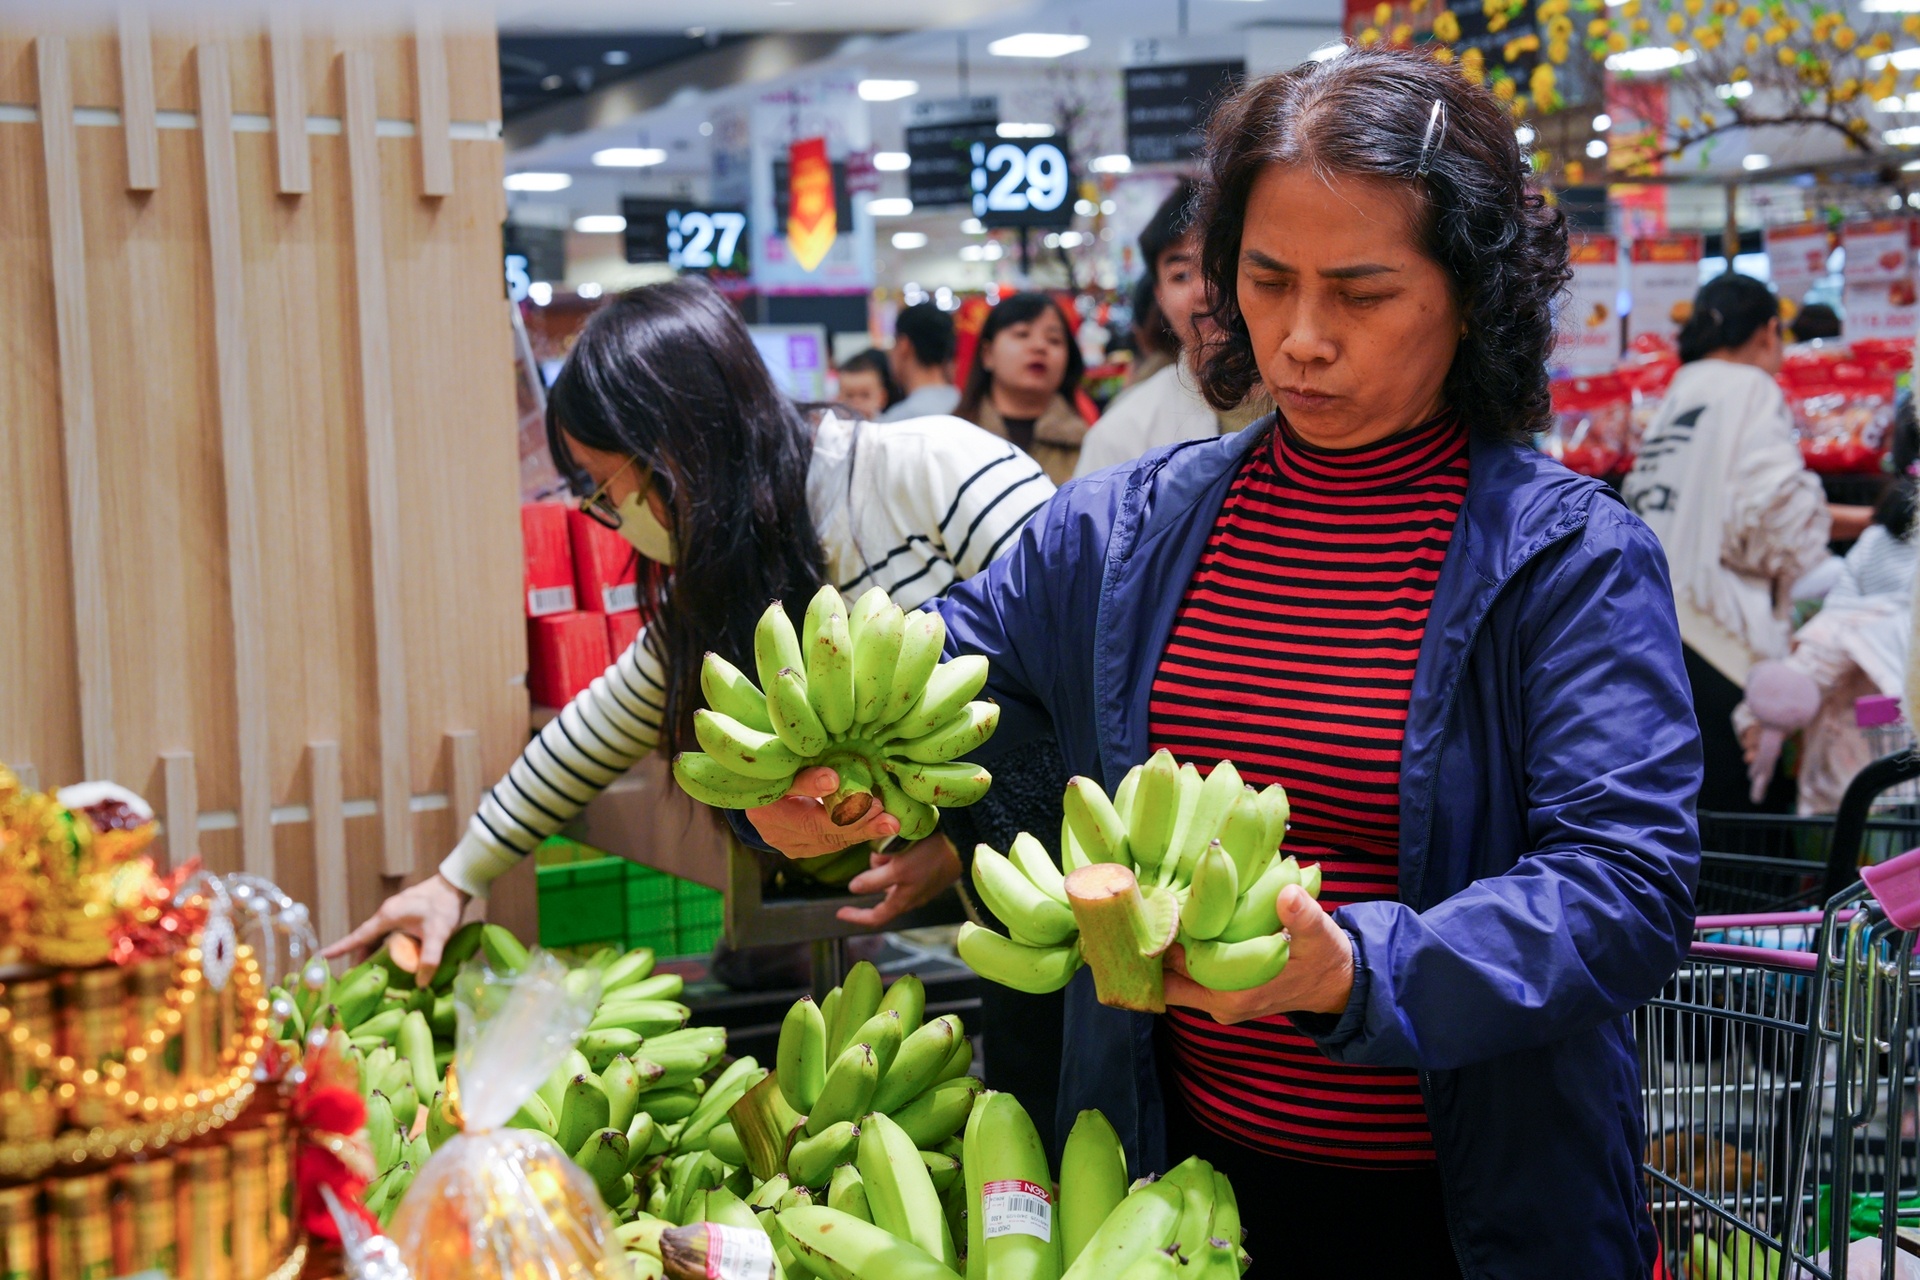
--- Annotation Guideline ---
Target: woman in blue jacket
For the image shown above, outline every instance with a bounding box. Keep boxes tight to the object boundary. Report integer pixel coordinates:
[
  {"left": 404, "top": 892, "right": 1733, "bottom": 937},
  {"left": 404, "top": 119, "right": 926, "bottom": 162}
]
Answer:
[{"left": 742, "top": 48, "right": 1699, "bottom": 1278}]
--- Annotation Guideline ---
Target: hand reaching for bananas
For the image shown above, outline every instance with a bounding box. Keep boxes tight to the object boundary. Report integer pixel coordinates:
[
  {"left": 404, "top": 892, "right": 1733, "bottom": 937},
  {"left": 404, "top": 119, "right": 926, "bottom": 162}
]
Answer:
[
  {"left": 835, "top": 834, "right": 963, "bottom": 928},
  {"left": 747, "top": 765, "right": 902, "bottom": 858},
  {"left": 1162, "top": 885, "right": 1355, "bottom": 1025}
]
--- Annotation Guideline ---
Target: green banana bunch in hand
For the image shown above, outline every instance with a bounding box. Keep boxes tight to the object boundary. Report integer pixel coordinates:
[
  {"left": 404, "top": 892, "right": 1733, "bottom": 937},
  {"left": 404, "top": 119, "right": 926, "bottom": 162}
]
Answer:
[{"left": 671, "top": 586, "right": 1000, "bottom": 840}]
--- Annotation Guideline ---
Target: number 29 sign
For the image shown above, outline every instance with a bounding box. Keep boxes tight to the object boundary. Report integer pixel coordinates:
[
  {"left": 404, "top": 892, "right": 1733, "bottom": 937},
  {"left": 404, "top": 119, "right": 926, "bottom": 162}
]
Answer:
[{"left": 971, "top": 139, "right": 1074, "bottom": 230}]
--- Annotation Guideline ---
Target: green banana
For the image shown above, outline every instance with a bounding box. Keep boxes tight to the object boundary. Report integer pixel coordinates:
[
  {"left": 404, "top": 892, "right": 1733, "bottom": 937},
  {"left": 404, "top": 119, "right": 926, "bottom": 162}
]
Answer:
[
  {"left": 601, "top": 947, "right": 659, "bottom": 993},
  {"left": 1215, "top": 788, "right": 1268, "bottom": 886},
  {"left": 1160, "top": 763, "right": 1203, "bottom": 882},
  {"left": 872, "top": 767, "right": 939, "bottom": 842},
  {"left": 1208, "top": 1171, "right": 1241, "bottom": 1265},
  {"left": 644, "top": 1025, "right": 726, "bottom": 1057},
  {"left": 479, "top": 923, "right": 529, "bottom": 974},
  {"left": 1059, "top": 816, "right": 1092, "bottom": 875},
  {"left": 768, "top": 668, "right": 831, "bottom": 758},
  {"left": 386, "top": 1079, "right": 419, "bottom": 1132},
  {"left": 778, "top": 995, "right": 829, "bottom": 1113},
  {"left": 1181, "top": 933, "right": 1291, "bottom": 992},
  {"left": 708, "top": 1121, "right": 747, "bottom": 1167},
  {"left": 843, "top": 1010, "right": 905, "bottom": 1079},
  {"left": 847, "top": 585, "right": 891, "bottom": 647},
  {"left": 673, "top": 752, "right": 796, "bottom": 808},
  {"left": 1008, "top": 833, "right": 1068, "bottom": 905},
  {"left": 973, "top": 846, "right": 1077, "bottom": 947},
  {"left": 681, "top": 1061, "right": 765, "bottom": 1149},
  {"left": 852, "top": 600, "right": 906, "bottom": 725},
  {"left": 1218, "top": 856, "right": 1299, "bottom": 944},
  {"left": 755, "top": 602, "right": 808, "bottom": 696},
  {"left": 606, "top": 972, "right": 684, "bottom": 1003},
  {"left": 1180, "top": 842, "right": 1240, "bottom": 942},
  {"left": 920, "top": 1151, "right": 960, "bottom": 1194},
  {"left": 807, "top": 1044, "right": 879, "bottom": 1136},
  {"left": 828, "top": 1164, "right": 873, "bottom": 1223},
  {"left": 888, "top": 1076, "right": 983, "bottom": 1149},
  {"left": 893, "top": 760, "right": 993, "bottom": 808},
  {"left": 1300, "top": 862, "right": 1322, "bottom": 898},
  {"left": 1162, "top": 1157, "right": 1216, "bottom": 1265},
  {"left": 1060, "top": 1110, "right": 1129, "bottom": 1268},
  {"left": 1256, "top": 783, "right": 1291, "bottom": 854},
  {"left": 829, "top": 962, "right": 884, "bottom": 1059},
  {"left": 428, "top": 995, "right": 456, "bottom": 1039},
  {"left": 880, "top": 611, "right": 947, "bottom": 729},
  {"left": 894, "top": 702, "right": 1001, "bottom": 765},
  {"left": 961, "top": 1090, "right": 1058, "bottom": 1280},
  {"left": 587, "top": 999, "right": 689, "bottom": 1037},
  {"left": 807, "top": 599, "right": 858, "bottom": 737},
  {"left": 425, "top": 1088, "right": 459, "bottom": 1149},
  {"left": 581, "top": 1028, "right": 645, "bottom": 1070},
  {"left": 625, "top": 1112, "right": 658, "bottom": 1166},
  {"left": 507, "top": 1090, "right": 558, "bottom": 1135},
  {"left": 702, "top": 652, "right": 776, "bottom": 733},
  {"left": 788, "top": 1119, "right": 861, "bottom": 1187},
  {"left": 365, "top": 1090, "right": 399, "bottom": 1173},
  {"left": 876, "top": 973, "right": 926, "bottom": 1030},
  {"left": 578, "top": 1128, "right": 631, "bottom": 1207},
  {"left": 1127, "top": 751, "right": 1180, "bottom": 872},
  {"left": 885, "top": 656, "right": 991, "bottom": 742},
  {"left": 332, "top": 968, "right": 389, "bottom": 1030},
  {"left": 352, "top": 1007, "right": 406, "bottom": 1042},
  {"left": 1168, "top": 761, "right": 1242, "bottom": 875},
  {"left": 870, "top": 1016, "right": 958, "bottom": 1115},
  {"left": 778, "top": 1206, "right": 964, "bottom": 1280},
  {"left": 696, "top": 709, "right": 807, "bottom": 780},
  {"left": 398, "top": 1010, "right": 439, "bottom": 1106},
  {"left": 750, "top": 1175, "right": 794, "bottom": 1211},
  {"left": 558, "top": 1073, "right": 612, "bottom": 1156},
  {"left": 957, "top": 925, "right": 1084, "bottom": 995},
  {"left": 858, "top": 1111, "right": 957, "bottom": 1267},
  {"left": 1058, "top": 1180, "right": 1184, "bottom": 1280},
  {"left": 429, "top": 921, "right": 486, "bottom": 992},
  {"left": 600, "top": 1053, "right": 643, "bottom": 1135}
]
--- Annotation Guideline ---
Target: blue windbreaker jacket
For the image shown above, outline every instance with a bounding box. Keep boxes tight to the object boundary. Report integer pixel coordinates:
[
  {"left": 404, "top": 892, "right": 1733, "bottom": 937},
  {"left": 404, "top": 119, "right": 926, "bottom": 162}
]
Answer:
[{"left": 928, "top": 421, "right": 1703, "bottom": 1277}]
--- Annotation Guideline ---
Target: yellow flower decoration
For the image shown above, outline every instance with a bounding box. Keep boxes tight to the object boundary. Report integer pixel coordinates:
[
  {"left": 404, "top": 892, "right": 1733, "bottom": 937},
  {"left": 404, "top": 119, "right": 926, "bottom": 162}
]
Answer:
[
  {"left": 1411, "top": 0, "right": 1429, "bottom": 12},
  {"left": 1849, "top": 117, "right": 1871, "bottom": 134},
  {"left": 1548, "top": 14, "right": 1574, "bottom": 39},
  {"left": 1737, "top": 7, "right": 1761, "bottom": 27},
  {"left": 1832, "top": 25, "right": 1856, "bottom": 50},
  {"left": 1393, "top": 22, "right": 1415, "bottom": 42},
  {"left": 1874, "top": 67, "right": 1900, "bottom": 98},
  {"left": 1730, "top": 64, "right": 1747, "bottom": 79},
  {"left": 1745, "top": 31, "right": 1761, "bottom": 53},
  {"left": 1667, "top": 12, "right": 1688, "bottom": 33},
  {"left": 1676, "top": 115, "right": 1694, "bottom": 130},
  {"left": 1632, "top": 16, "right": 1651, "bottom": 32},
  {"left": 1701, "top": 109, "right": 1717, "bottom": 126},
  {"left": 1696, "top": 25, "right": 1722, "bottom": 47},
  {"left": 1835, "top": 75, "right": 1860, "bottom": 100},
  {"left": 1685, "top": 0, "right": 1704, "bottom": 13},
  {"left": 1375, "top": 3, "right": 1393, "bottom": 27},
  {"left": 1488, "top": 11, "right": 1510, "bottom": 31},
  {"left": 1435, "top": 10, "right": 1462, "bottom": 40},
  {"left": 1869, "top": 31, "right": 1895, "bottom": 53},
  {"left": 1588, "top": 16, "right": 1610, "bottom": 36},
  {"left": 1360, "top": 25, "right": 1383, "bottom": 44},
  {"left": 1530, "top": 63, "right": 1558, "bottom": 104},
  {"left": 1905, "top": 14, "right": 1920, "bottom": 36},
  {"left": 1494, "top": 75, "right": 1518, "bottom": 99},
  {"left": 1549, "top": 39, "right": 1570, "bottom": 61},
  {"left": 1511, "top": 95, "right": 1530, "bottom": 118},
  {"left": 1433, "top": 44, "right": 1456, "bottom": 61},
  {"left": 1763, "top": 25, "right": 1786, "bottom": 43},
  {"left": 1532, "top": 149, "right": 1551, "bottom": 169},
  {"left": 1462, "top": 46, "right": 1487, "bottom": 81},
  {"left": 1776, "top": 45, "right": 1797, "bottom": 64},
  {"left": 1504, "top": 32, "right": 1541, "bottom": 59},
  {"left": 1608, "top": 30, "right": 1631, "bottom": 50}
]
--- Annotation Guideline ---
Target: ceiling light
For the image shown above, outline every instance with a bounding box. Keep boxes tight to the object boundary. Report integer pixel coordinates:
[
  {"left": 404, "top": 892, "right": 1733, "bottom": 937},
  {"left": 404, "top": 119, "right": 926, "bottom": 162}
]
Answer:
[
  {"left": 1605, "top": 46, "right": 1698, "bottom": 72},
  {"left": 574, "top": 214, "right": 627, "bottom": 233},
  {"left": 699, "top": 121, "right": 714, "bottom": 136},
  {"left": 505, "top": 172, "right": 572, "bottom": 192},
  {"left": 1593, "top": 113, "right": 1612, "bottom": 131},
  {"left": 1075, "top": 198, "right": 1097, "bottom": 216},
  {"left": 1058, "top": 230, "right": 1084, "bottom": 248},
  {"left": 859, "top": 79, "right": 920, "bottom": 101},
  {"left": 892, "top": 231, "right": 929, "bottom": 249},
  {"left": 1101, "top": 199, "right": 1116, "bottom": 214},
  {"left": 1885, "top": 125, "right": 1920, "bottom": 144},
  {"left": 603, "top": 50, "right": 630, "bottom": 66},
  {"left": 1515, "top": 125, "right": 1537, "bottom": 145},
  {"left": 1089, "top": 153, "right": 1132, "bottom": 173},
  {"left": 1043, "top": 232, "right": 1061, "bottom": 248},
  {"left": 988, "top": 33, "right": 1091, "bottom": 58},
  {"left": 528, "top": 282, "right": 553, "bottom": 305},
  {"left": 1742, "top": 153, "right": 1771, "bottom": 170},
  {"left": 960, "top": 244, "right": 986, "bottom": 262},
  {"left": 873, "top": 151, "right": 911, "bottom": 171},
  {"left": 998, "top": 122, "right": 1055, "bottom": 138},
  {"left": 1906, "top": 158, "right": 1920, "bottom": 170},
  {"left": 867, "top": 197, "right": 914, "bottom": 217},
  {"left": 592, "top": 147, "right": 666, "bottom": 167},
  {"left": 577, "top": 281, "right": 604, "bottom": 298},
  {"left": 1586, "top": 139, "right": 1609, "bottom": 158},
  {"left": 961, "top": 217, "right": 986, "bottom": 234},
  {"left": 1308, "top": 41, "right": 1347, "bottom": 60},
  {"left": 1866, "top": 0, "right": 1920, "bottom": 10}
]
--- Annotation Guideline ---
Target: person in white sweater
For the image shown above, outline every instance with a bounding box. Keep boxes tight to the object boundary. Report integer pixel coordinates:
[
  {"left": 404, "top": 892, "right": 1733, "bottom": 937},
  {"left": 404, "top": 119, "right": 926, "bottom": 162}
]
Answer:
[{"left": 326, "top": 277, "right": 1054, "bottom": 980}]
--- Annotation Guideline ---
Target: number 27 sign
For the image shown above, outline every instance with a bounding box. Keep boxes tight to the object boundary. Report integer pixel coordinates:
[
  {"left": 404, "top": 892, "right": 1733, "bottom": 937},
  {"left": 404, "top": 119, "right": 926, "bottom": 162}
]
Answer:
[{"left": 971, "top": 139, "right": 1074, "bottom": 230}]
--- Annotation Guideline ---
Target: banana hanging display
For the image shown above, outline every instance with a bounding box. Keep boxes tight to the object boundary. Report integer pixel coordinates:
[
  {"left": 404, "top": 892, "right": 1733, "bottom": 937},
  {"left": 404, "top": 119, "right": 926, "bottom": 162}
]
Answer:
[
  {"left": 956, "top": 750, "right": 1322, "bottom": 1011},
  {"left": 671, "top": 585, "right": 1000, "bottom": 840}
]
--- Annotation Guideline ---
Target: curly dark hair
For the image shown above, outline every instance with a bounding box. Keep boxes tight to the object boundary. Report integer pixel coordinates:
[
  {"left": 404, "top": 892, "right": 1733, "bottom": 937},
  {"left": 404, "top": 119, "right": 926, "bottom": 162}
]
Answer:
[{"left": 1192, "top": 45, "right": 1570, "bottom": 443}]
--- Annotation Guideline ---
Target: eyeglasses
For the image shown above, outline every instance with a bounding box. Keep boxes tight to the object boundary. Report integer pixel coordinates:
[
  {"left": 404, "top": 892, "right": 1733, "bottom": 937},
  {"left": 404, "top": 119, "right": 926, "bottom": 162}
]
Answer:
[{"left": 576, "top": 457, "right": 646, "bottom": 531}]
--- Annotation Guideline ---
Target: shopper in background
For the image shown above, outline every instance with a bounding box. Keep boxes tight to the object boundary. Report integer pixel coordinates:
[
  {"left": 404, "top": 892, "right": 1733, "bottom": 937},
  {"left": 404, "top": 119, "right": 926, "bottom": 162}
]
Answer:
[
  {"left": 1075, "top": 181, "right": 1269, "bottom": 478},
  {"left": 326, "top": 276, "right": 1056, "bottom": 975},
  {"left": 881, "top": 302, "right": 960, "bottom": 421},
  {"left": 746, "top": 46, "right": 1699, "bottom": 1278},
  {"left": 1124, "top": 271, "right": 1181, "bottom": 389},
  {"left": 956, "top": 291, "right": 1089, "bottom": 484},
  {"left": 833, "top": 348, "right": 900, "bottom": 420},
  {"left": 1623, "top": 273, "right": 1833, "bottom": 811},
  {"left": 1790, "top": 301, "right": 1842, "bottom": 343}
]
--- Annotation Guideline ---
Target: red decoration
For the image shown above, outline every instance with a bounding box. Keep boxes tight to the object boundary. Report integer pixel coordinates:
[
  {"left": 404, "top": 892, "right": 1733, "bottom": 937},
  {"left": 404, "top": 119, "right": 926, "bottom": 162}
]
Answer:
[{"left": 291, "top": 1032, "right": 379, "bottom": 1243}]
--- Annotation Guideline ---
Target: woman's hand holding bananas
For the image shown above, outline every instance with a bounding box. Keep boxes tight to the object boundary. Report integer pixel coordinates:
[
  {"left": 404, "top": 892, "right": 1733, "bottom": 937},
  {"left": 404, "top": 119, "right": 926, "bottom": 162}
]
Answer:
[
  {"left": 673, "top": 586, "right": 999, "bottom": 856},
  {"left": 1162, "top": 883, "right": 1355, "bottom": 1024}
]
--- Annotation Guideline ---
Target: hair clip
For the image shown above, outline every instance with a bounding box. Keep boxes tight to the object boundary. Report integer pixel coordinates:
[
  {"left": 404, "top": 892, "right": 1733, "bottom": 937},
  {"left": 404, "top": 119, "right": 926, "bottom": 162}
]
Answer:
[{"left": 1415, "top": 99, "right": 1448, "bottom": 177}]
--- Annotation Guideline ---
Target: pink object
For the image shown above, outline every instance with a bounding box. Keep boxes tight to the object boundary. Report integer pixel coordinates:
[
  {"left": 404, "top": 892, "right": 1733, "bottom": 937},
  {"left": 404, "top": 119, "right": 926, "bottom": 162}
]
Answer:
[
  {"left": 1856, "top": 694, "right": 1904, "bottom": 729},
  {"left": 1861, "top": 846, "right": 1920, "bottom": 931}
]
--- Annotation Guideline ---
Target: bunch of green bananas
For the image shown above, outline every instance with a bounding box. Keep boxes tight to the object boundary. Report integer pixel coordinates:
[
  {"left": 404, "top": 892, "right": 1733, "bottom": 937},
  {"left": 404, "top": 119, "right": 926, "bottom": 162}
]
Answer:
[
  {"left": 1060, "top": 1150, "right": 1247, "bottom": 1280},
  {"left": 670, "top": 585, "right": 1000, "bottom": 839},
  {"left": 957, "top": 752, "right": 1323, "bottom": 1002},
  {"left": 1685, "top": 1232, "right": 1781, "bottom": 1280}
]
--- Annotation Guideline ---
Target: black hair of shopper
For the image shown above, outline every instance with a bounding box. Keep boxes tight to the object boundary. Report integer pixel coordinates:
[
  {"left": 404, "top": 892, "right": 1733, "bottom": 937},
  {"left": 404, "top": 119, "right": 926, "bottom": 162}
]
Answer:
[
  {"left": 1191, "top": 46, "right": 1570, "bottom": 443},
  {"left": 836, "top": 348, "right": 902, "bottom": 414},
  {"left": 1131, "top": 272, "right": 1180, "bottom": 362},
  {"left": 956, "top": 292, "right": 1087, "bottom": 422},
  {"left": 545, "top": 276, "right": 829, "bottom": 750},
  {"left": 895, "top": 302, "right": 957, "bottom": 368},
  {"left": 1677, "top": 274, "right": 1779, "bottom": 364},
  {"left": 1878, "top": 389, "right": 1919, "bottom": 538},
  {"left": 1139, "top": 179, "right": 1199, "bottom": 277},
  {"left": 1791, "top": 302, "right": 1842, "bottom": 343}
]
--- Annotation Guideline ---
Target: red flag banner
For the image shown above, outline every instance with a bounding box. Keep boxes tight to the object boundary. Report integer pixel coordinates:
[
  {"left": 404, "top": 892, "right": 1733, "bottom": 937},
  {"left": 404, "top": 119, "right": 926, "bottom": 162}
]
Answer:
[{"left": 787, "top": 137, "right": 836, "bottom": 273}]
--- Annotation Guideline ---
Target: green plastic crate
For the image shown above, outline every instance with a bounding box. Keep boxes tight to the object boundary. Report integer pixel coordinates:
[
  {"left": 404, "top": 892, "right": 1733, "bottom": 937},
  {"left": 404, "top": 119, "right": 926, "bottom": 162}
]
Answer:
[
  {"left": 675, "top": 883, "right": 724, "bottom": 957},
  {"left": 536, "top": 852, "right": 722, "bottom": 958}
]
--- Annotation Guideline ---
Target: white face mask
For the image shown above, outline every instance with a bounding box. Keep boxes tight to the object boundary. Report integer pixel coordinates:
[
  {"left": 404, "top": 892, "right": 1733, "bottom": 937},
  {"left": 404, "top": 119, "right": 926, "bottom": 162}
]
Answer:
[{"left": 615, "top": 490, "right": 676, "bottom": 564}]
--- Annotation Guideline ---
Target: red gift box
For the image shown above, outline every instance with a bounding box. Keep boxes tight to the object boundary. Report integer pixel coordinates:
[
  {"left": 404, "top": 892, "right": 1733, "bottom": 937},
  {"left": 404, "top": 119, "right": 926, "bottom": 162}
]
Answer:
[
  {"left": 567, "top": 508, "right": 639, "bottom": 614},
  {"left": 522, "top": 504, "right": 577, "bottom": 617},
  {"left": 606, "top": 609, "right": 642, "bottom": 658},
  {"left": 527, "top": 612, "right": 611, "bottom": 708}
]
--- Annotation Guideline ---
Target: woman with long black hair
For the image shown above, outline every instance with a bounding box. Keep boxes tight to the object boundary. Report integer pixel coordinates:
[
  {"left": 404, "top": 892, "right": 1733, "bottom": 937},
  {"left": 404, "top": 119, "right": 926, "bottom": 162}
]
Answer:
[
  {"left": 957, "top": 291, "right": 1089, "bottom": 484},
  {"left": 327, "top": 276, "right": 1056, "bottom": 973}
]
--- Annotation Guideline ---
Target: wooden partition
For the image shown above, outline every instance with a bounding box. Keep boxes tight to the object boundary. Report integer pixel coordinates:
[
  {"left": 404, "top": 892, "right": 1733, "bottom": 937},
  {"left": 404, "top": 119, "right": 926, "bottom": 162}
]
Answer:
[{"left": 0, "top": 15, "right": 538, "bottom": 942}]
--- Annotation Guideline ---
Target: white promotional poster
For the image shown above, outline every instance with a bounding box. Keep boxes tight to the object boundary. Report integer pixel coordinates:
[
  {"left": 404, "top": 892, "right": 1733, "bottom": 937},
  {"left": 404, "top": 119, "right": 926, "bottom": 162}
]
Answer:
[
  {"left": 1842, "top": 218, "right": 1918, "bottom": 342},
  {"left": 1557, "top": 235, "right": 1622, "bottom": 374},
  {"left": 748, "top": 76, "right": 876, "bottom": 291},
  {"left": 1627, "top": 235, "right": 1702, "bottom": 345},
  {"left": 1766, "top": 222, "right": 1831, "bottom": 308}
]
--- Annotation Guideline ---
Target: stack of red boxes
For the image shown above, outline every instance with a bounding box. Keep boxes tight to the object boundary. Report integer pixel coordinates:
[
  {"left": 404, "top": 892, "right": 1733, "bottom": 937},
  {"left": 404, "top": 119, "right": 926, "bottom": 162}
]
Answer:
[{"left": 521, "top": 504, "right": 643, "bottom": 708}]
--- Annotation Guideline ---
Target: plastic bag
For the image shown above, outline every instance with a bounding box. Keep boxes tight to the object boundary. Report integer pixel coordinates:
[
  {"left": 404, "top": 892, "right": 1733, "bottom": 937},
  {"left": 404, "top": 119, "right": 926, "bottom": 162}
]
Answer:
[
  {"left": 1545, "top": 373, "right": 1632, "bottom": 476},
  {"left": 385, "top": 951, "right": 623, "bottom": 1280}
]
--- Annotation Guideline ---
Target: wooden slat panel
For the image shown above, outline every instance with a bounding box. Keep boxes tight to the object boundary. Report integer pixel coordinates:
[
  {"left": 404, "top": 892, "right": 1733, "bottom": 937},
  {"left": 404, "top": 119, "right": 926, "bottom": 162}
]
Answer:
[
  {"left": 445, "top": 728, "right": 481, "bottom": 834},
  {"left": 12, "top": 763, "right": 41, "bottom": 794},
  {"left": 308, "top": 741, "right": 348, "bottom": 947},
  {"left": 117, "top": 9, "right": 158, "bottom": 191},
  {"left": 342, "top": 50, "right": 413, "bottom": 878},
  {"left": 267, "top": 9, "right": 308, "bottom": 195},
  {"left": 413, "top": 7, "right": 451, "bottom": 199},
  {"left": 161, "top": 749, "right": 196, "bottom": 870},
  {"left": 197, "top": 41, "right": 273, "bottom": 879},
  {"left": 37, "top": 36, "right": 116, "bottom": 785}
]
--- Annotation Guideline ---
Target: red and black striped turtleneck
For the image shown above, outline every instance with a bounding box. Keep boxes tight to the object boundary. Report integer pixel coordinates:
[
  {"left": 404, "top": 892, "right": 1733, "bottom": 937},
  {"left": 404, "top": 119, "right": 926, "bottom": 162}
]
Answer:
[{"left": 1148, "top": 410, "right": 1471, "bottom": 1167}]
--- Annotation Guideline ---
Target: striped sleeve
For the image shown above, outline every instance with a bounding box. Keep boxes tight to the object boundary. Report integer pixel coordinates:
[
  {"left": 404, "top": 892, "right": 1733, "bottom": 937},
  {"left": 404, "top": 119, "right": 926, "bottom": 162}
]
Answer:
[
  {"left": 912, "top": 419, "right": 1056, "bottom": 581},
  {"left": 439, "top": 626, "right": 668, "bottom": 897}
]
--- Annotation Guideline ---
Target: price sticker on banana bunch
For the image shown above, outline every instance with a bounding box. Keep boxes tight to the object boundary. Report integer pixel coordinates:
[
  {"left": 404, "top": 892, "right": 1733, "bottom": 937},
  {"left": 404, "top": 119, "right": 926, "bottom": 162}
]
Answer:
[
  {"left": 701, "top": 1223, "right": 776, "bottom": 1280},
  {"left": 981, "top": 1179, "right": 1053, "bottom": 1241}
]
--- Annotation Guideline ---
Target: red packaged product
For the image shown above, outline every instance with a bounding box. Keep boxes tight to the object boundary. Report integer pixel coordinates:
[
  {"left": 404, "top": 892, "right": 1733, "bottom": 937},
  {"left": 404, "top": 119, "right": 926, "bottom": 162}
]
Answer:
[
  {"left": 1545, "top": 373, "right": 1632, "bottom": 477},
  {"left": 521, "top": 504, "right": 577, "bottom": 618},
  {"left": 527, "top": 612, "right": 612, "bottom": 708},
  {"left": 566, "top": 509, "right": 639, "bottom": 615},
  {"left": 1782, "top": 363, "right": 1894, "bottom": 475},
  {"left": 1617, "top": 353, "right": 1679, "bottom": 471},
  {"left": 606, "top": 609, "right": 642, "bottom": 659}
]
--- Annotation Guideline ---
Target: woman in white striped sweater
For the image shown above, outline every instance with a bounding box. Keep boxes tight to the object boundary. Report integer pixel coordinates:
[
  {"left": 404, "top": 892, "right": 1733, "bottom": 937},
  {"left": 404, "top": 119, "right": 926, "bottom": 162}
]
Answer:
[{"left": 327, "top": 278, "right": 1056, "bottom": 979}]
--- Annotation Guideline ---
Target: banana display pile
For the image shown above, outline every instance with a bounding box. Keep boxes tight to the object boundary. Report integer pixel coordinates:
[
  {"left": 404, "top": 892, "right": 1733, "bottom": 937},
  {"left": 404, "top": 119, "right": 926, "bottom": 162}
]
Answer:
[
  {"left": 957, "top": 751, "right": 1322, "bottom": 1011},
  {"left": 671, "top": 586, "right": 1000, "bottom": 841},
  {"left": 271, "top": 924, "right": 728, "bottom": 1227}
]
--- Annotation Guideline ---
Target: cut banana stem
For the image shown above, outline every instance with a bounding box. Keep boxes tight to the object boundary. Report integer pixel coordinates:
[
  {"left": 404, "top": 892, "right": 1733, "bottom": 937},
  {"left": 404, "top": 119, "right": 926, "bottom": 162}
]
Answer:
[
  {"left": 1064, "top": 863, "right": 1168, "bottom": 1013},
  {"left": 826, "top": 755, "right": 878, "bottom": 826}
]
